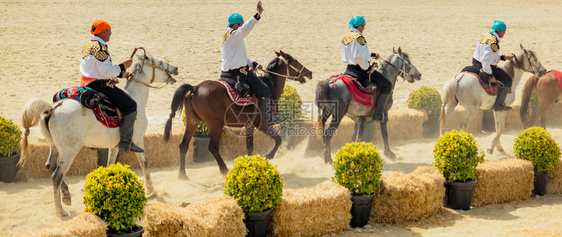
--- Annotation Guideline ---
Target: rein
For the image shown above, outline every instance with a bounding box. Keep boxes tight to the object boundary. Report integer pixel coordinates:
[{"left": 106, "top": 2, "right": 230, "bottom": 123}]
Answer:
[
  {"left": 377, "top": 54, "right": 413, "bottom": 80},
  {"left": 126, "top": 47, "right": 175, "bottom": 89},
  {"left": 260, "top": 56, "right": 305, "bottom": 82}
]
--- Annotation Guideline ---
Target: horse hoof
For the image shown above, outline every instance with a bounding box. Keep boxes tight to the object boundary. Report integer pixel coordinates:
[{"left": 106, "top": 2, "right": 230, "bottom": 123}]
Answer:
[
  {"left": 487, "top": 148, "right": 494, "bottom": 154},
  {"left": 324, "top": 159, "right": 333, "bottom": 165},
  {"left": 265, "top": 154, "right": 274, "bottom": 159},
  {"left": 56, "top": 209, "right": 69, "bottom": 217},
  {"left": 385, "top": 153, "right": 397, "bottom": 161},
  {"left": 146, "top": 189, "right": 157, "bottom": 198},
  {"left": 62, "top": 196, "right": 71, "bottom": 206},
  {"left": 220, "top": 168, "right": 229, "bottom": 176},
  {"left": 178, "top": 172, "right": 189, "bottom": 181}
]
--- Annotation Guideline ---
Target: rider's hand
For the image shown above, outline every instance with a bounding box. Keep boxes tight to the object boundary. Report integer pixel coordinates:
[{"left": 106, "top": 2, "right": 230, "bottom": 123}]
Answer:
[
  {"left": 121, "top": 71, "right": 130, "bottom": 79},
  {"left": 122, "top": 58, "right": 133, "bottom": 69},
  {"left": 489, "top": 76, "right": 497, "bottom": 83},
  {"left": 257, "top": 1, "right": 264, "bottom": 16}
]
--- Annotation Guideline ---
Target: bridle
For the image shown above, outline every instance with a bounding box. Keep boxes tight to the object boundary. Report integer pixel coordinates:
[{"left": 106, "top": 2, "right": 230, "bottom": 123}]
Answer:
[
  {"left": 260, "top": 55, "right": 306, "bottom": 83},
  {"left": 377, "top": 54, "right": 414, "bottom": 80},
  {"left": 514, "top": 51, "right": 544, "bottom": 77},
  {"left": 126, "top": 47, "right": 175, "bottom": 89}
]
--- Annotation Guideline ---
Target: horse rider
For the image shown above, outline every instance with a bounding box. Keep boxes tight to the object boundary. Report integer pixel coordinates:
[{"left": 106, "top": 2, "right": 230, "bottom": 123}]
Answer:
[
  {"left": 221, "top": 1, "right": 281, "bottom": 126},
  {"left": 472, "top": 20, "right": 514, "bottom": 111},
  {"left": 341, "top": 16, "right": 393, "bottom": 122},
  {"left": 80, "top": 19, "right": 144, "bottom": 152}
]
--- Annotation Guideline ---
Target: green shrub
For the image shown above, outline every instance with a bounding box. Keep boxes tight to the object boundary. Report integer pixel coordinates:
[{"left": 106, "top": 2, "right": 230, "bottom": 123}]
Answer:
[
  {"left": 278, "top": 85, "right": 303, "bottom": 129},
  {"left": 407, "top": 86, "right": 442, "bottom": 117},
  {"left": 182, "top": 113, "right": 224, "bottom": 139},
  {"left": 513, "top": 127, "right": 560, "bottom": 176},
  {"left": 332, "top": 142, "right": 383, "bottom": 195},
  {"left": 84, "top": 163, "right": 147, "bottom": 234},
  {"left": 433, "top": 130, "right": 485, "bottom": 182},
  {"left": 224, "top": 155, "right": 284, "bottom": 212},
  {"left": 0, "top": 116, "right": 22, "bottom": 157}
]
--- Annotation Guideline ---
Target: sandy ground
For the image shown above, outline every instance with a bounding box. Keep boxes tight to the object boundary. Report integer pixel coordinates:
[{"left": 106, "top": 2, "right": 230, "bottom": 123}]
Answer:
[{"left": 1, "top": 0, "right": 562, "bottom": 235}]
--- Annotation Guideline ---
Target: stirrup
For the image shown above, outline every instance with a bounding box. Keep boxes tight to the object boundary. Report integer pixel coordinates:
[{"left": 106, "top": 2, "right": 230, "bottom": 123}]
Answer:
[{"left": 119, "top": 141, "right": 144, "bottom": 153}]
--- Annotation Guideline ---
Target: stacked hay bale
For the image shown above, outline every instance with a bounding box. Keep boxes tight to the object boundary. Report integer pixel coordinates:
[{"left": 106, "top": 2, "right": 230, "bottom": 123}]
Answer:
[
  {"left": 370, "top": 166, "right": 445, "bottom": 223},
  {"left": 546, "top": 159, "right": 562, "bottom": 194},
  {"left": 143, "top": 195, "right": 246, "bottom": 236},
  {"left": 269, "top": 183, "right": 352, "bottom": 236},
  {"left": 444, "top": 107, "right": 483, "bottom": 133},
  {"left": 11, "top": 212, "right": 107, "bottom": 237},
  {"left": 471, "top": 158, "right": 534, "bottom": 207}
]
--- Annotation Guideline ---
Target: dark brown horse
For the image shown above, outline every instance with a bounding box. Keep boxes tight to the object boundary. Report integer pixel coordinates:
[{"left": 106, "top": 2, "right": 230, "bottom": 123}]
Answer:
[
  {"left": 164, "top": 50, "right": 312, "bottom": 179},
  {"left": 520, "top": 71, "right": 561, "bottom": 129}
]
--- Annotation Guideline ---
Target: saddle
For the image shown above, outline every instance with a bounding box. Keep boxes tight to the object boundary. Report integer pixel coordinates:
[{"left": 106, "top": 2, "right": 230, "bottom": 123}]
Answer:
[
  {"left": 328, "top": 74, "right": 380, "bottom": 107},
  {"left": 218, "top": 79, "right": 256, "bottom": 106},
  {"left": 460, "top": 66, "right": 499, "bottom": 95},
  {"left": 53, "top": 86, "right": 120, "bottom": 127}
]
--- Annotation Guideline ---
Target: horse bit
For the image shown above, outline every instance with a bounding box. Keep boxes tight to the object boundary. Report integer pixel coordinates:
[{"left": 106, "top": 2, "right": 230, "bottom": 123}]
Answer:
[{"left": 125, "top": 47, "right": 175, "bottom": 89}]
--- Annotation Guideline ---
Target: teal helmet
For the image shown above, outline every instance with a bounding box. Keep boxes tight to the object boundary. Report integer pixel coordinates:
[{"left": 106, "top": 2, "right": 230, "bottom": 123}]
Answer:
[
  {"left": 228, "top": 13, "right": 244, "bottom": 27},
  {"left": 489, "top": 20, "right": 506, "bottom": 33},
  {"left": 349, "top": 16, "right": 365, "bottom": 28}
]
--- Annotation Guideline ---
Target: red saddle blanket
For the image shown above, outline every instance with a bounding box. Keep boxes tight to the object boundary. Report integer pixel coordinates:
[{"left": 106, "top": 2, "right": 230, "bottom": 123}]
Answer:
[
  {"left": 218, "top": 81, "right": 256, "bottom": 105},
  {"left": 552, "top": 70, "right": 562, "bottom": 91},
  {"left": 54, "top": 86, "right": 120, "bottom": 128},
  {"left": 460, "top": 72, "right": 499, "bottom": 95},
  {"left": 328, "top": 74, "right": 376, "bottom": 106}
]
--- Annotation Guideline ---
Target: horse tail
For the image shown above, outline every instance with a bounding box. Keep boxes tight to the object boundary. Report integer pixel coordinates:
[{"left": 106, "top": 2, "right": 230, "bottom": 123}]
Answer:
[
  {"left": 20, "top": 98, "right": 53, "bottom": 165},
  {"left": 164, "top": 83, "right": 194, "bottom": 142},
  {"left": 439, "top": 78, "right": 457, "bottom": 132},
  {"left": 520, "top": 75, "right": 538, "bottom": 128}
]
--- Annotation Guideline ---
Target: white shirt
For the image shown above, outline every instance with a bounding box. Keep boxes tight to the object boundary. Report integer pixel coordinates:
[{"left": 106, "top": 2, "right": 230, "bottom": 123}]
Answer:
[
  {"left": 221, "top": 16, "right": 258, "bottom": 71},
  {"left": 341, "top": 28, "right": 372, "bottom": 70},
  {"left": 473, "top": 31, "right": 502, "bottom": 74},
  {"left": 80, "top": 35, "right": 122, "bottom": 79}
]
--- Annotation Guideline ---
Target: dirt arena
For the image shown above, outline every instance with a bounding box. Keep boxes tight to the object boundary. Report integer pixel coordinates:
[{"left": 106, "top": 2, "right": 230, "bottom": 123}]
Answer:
[{"left": 1, "top": 0, "right": 562, "bottom": 235}]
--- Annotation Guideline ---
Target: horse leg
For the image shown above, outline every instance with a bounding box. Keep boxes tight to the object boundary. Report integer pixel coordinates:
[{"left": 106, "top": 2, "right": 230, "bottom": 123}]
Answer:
[
  {"left": 379, "top": 121, "right": 396, "bottom": 160},
  {"left": 533, "top": 101, "right": 552, "bottom": 129},
  {"left": 488, "top": 111, "right": 507, "bottom": 154},
  {"left": 256, "top": 123, "right": 281, "bottom": 160},
  {"left": 354, "top": 117, "right": 366, "bottom": 142},
  {"left": 107, "top": 147, "right": 119, "bottom": 166},
  {"left": 51, "top": 149, "right": 79, "bottom": 217},
  {"left": 323, "top": 113, "right": 345, "bottom": 164},
  {"left": 178, "top": 121, "right": 198, "bottom": 180},
  {"left": 132, "top": 141, "right": 156, "bottom": 197},
  {"left": 208, "top": 127, "right": 229, "bottom": 175},
  {"left": 44, "top": 146, "right": 71, "bottom": 206},
  {"left": 459, "top": 106, "right": 478, "bottom": 132},
  {"left": 440, "top": 101, "right": 457, "bottom": 135},
  {"left": 245, "top": 124, "right": 254, "bottom": 155}
]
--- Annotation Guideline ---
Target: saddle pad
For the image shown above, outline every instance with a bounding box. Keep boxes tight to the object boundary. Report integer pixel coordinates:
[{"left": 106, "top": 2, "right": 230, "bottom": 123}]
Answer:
[
  {"left": 53, "top": 86, "right": 120, "bottom": 128},
  {"left": 328, "top": 74, "right": 375, "bottom": 106},
  {"left": 460, "top": 72, "right": 499, "bottom": 96},
  {"left": 551, "top": 70, "right": 562, "bottom": 91},
  {"left": 218, "top": 80, "right": 256, "bottom": 106}
]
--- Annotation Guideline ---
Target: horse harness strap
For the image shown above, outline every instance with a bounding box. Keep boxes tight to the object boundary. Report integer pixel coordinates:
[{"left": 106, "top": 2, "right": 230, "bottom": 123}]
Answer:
[
  {"left": 126, "top": 53, "right": 174, "bottom": 89},
  {"left": 260, "top": 55, "right": 305, "bottom": 81},
  {"left": 378, "top": 54, "right": 412, "bottom": 80}
]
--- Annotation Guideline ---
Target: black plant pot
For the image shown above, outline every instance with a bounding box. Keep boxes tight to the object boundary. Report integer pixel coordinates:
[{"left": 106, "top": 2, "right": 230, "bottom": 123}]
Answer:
[
  {"left": 193, "top": 137, "right": 213, "bottom": 163},
  {"left": 0, "top": 153, "right": 20, "bottom": 183},
  {"left": 245, "top": 208, "right": 273, "bottom": 237},
  {"left": 422, "top": 115, "right": 440, "bottom": 138},
  {"left": 533, "top": 169, "right": 548, "bottom": 196},
  {"left": 107, "top": 225, "right": 144, "bottom": 237},
  {"left": 481, "top": 110, "right": 495, "bottom": 132},
  {"left": 350, "top": 194, "right": 375, "bottom": 228},
  {"left": 352, "top": 120, "right": 375, "bottom": 142},
  {"left": 444, "top": 181, "right": 476, "bottom": 210},
  {"left": 97, "top": 148, "right": 120, "bottom": 167}
]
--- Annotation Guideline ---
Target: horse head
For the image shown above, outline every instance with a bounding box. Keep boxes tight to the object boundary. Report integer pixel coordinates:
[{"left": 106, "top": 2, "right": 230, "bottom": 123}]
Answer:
[
  {"left": 513, "top": 44, "right": 547, "bottom": 77},
  {"left": 274, "top": 50, "right": 313, "bottom": 83},
  {"left": 391, "top": 47, "right": 421, "bottom": 83},
  {"left": 131, "top": 53, "right": 179, "bottom": 86}
]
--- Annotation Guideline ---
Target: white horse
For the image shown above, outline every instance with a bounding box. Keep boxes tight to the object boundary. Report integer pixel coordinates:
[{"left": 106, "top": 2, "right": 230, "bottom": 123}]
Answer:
[
  {"left": 20, "top": 53, "right": 178, "bottom": 217},
  {"left": 439, "top": 44, "right": 547, "bottom": 154}
]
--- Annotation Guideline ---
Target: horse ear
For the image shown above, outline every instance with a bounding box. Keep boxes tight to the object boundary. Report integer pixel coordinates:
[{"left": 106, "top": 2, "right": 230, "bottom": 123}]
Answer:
[
  {"left": 393, "top": 47, "right": 397, "bottom": 54},
  {"left": 397, "top": 47, "right": 402, "bottom": 55},
  {"left": 275, "top": 50, "right": 280, "bottom": 56},
  {"left": 520, "top": 44, "right": 526, "bottom": 52}
]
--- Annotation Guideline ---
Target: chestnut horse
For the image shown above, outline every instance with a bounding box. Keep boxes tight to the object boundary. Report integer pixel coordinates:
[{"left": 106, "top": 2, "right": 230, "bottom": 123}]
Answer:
[
  {"left": 164, "top": 51, "right": 312, "bottom": 179},
  {"left": 520, "top": 71, "right": 561, "bottom": 129}
]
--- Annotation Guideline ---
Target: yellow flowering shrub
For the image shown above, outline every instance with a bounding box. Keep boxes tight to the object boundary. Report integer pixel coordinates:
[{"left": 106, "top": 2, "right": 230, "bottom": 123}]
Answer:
[
  {"left": 0, "top": 116, "right": 22, "bottom": 157},
  {"left": 407, "top": 86, "right": 442, "bottom": 117},
  {"left": 278, "top": 85, "right": 303, "bottom": 128},
  {"left": 83, "top": 163, "right": 146, "bottom": 234},
  {"left": 433, "top": 130, "right": 485, "bottom": 182},
  {"left": 514, "top": 127, "right": 560, "bottom": 176},
  {"left": 224, "top": 155, "right": 284, "bottom": 212},
  {"left": 332, "top": 142, "right": 383, "bottom": 195}
]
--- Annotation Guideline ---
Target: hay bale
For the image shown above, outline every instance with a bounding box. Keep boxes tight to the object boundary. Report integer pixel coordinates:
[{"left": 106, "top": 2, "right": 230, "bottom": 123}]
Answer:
[
  {"left": 15, "top": 212, "right": 107, "bottom": 237},
  {"left": 143, "top": 196, "right": 245, "bottom": 237},
  {"left": 370, "top": 166, "right": 445, "bottom": 224},
  {"left": 471, "top": 158, "right": 534, "bottom": 207},
  {"left": 443, "top": 107, "right": 482, "bottom": 133},
  {"left": 385, "top": 109, "right": 425, "bottom": 141},
  {"left": 546, "top": 159, "right": 562, "bottom": 194},
  {"left": 269, "top": 183, "right": 352, "bottom": 236}
]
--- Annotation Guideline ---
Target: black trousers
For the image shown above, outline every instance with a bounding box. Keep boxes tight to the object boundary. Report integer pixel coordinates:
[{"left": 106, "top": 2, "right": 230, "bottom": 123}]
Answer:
[
  {"left": 222, "top": 66, "right": 271, "bottom": 99},
  {"left": 344, "top": 64, "right": 392, "bottom": 94},
  {"left": 87, "top": 79, "right": 137, "bottom": 115},
  {"left": 472, "top": 59, "right": 512, "bottom": 87}
]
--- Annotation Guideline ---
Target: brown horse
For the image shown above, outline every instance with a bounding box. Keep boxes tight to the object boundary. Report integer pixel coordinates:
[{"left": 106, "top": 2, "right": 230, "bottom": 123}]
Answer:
[
  {"left": 164, "top": 50, "right": 312, "bottom": 179},
  {"left": 520, "top": 71, "right": 561, "bottom": 129}
]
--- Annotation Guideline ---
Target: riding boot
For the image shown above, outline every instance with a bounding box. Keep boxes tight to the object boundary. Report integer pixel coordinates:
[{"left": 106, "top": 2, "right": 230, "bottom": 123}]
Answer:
[
  {"left": 493, "top": 86, "right": 512, "bottom": 111},
  {"left": 372, "top": 93, "right": 391, "bottom": 122},
  {"left": 119, "top": 111, "right": 145, "bottom": 152},
  {"left": 259, "top": 97, "right": 284, "bottom": 127}
]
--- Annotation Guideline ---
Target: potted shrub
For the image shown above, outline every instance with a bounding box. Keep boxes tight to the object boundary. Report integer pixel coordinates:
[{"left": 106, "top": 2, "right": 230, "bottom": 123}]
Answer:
[
  {"left": 407, "top": 86, "right": 442, "bottom": 138},
  {"left": 0, "top": 116, "right": 22, "bottom": 183},
  {"left": 433, "top": 130, "right": 485, "bottom": 210},
  {"left": 224, "top": 154, "right": 283, "bottom": 237},
  {"left": 84, "top": 163, "right": 147, "bottom": 236},
  {"left": 513, "top": 127, "right": 561, "bottom": 196},
  {"left": 332, "top": 142, "right": 383, "bottom": 227},
  {"left": 278, "top": 85, "right": 303, "bottom": 147}
]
